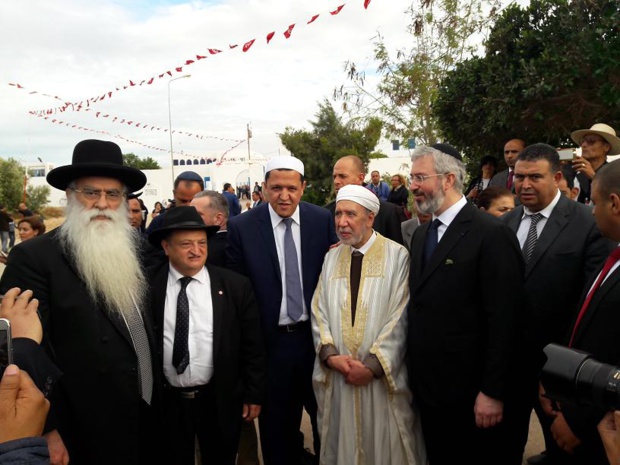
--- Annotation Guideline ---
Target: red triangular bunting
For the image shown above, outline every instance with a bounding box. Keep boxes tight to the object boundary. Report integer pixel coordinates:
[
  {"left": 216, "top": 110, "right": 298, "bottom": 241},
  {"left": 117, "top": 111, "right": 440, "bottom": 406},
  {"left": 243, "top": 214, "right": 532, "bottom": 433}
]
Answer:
[
  {"left": 208, "top": 49, "right": 221, "bottom": 55},
  {"left": 175, "top": 67, "right": 183, "bottom": 72},
  {"left": 364, "top": 0, "right": 371, "bottom": 8},
  {"left": 229, "top": 44, "right": 238, "bottom": 49},
  {"left": 185, "top": 60, "right": 194, "bottom": 65},
  {"left": 243, "top": 39, "right": 256, "bottom": 52},
  {"left": 266, "top": 31, "right": 275, "bottom": 43},
  {"left": 330, "top": 4, "right": 345, "bottom": 15},
  {"left": 284, "top": 24, "right": 295, "bottom": 38},
  {"left": 307, "top": 14, "right": 319, "bottom": 24},
  {"left": 196, "top": 55, "right": 207, "bottom": 60}
]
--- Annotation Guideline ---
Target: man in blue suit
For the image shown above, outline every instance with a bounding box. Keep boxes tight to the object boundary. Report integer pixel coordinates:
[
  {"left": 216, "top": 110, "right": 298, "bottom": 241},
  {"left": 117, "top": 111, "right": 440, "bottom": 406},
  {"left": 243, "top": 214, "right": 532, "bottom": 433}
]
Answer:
[{"left": 227, "top": 156, "right": 338, "bottom": 465}]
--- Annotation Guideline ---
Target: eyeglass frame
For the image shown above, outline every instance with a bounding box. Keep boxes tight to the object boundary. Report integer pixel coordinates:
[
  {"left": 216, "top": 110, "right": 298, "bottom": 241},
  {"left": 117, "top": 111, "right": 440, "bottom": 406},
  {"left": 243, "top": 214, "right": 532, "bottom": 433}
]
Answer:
[
  {"left": 409, "top": 173, "right": 447, "bottom": 184},
  {"left": 69, "top": 187, "right": 126, "bottom": 202}
]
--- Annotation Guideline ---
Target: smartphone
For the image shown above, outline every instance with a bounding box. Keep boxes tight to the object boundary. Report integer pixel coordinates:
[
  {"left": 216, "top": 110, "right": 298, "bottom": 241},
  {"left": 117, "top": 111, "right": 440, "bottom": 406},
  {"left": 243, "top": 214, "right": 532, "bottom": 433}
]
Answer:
[
  {"left": 0, "top": 318, "right": 13, "bottom": 379},
  {"left": 557, "top": 148, "right": 575, "bottom": 161}
]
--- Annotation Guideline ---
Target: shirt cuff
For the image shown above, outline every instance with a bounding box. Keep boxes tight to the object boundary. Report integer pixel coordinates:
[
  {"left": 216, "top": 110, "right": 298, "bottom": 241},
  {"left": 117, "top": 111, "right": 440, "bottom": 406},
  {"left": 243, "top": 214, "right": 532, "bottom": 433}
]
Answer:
[{"left": 363, "top": 354, "right": 384, "bottom": 379}]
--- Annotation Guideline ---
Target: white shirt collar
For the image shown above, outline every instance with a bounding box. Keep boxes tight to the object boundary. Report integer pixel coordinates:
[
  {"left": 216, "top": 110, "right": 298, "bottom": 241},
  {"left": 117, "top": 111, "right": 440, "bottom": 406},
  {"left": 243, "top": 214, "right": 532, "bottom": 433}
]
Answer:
[
  {"left": 433, "top": 195, "right": 467, "bottom": 228},
  {"left": 168, "top": 263, "right": 208, "bottom": 284},
  {"left": 268, "top": 203, "right": 301, "bottom": 230},
  {"left": 351, "top": 231, "right": 377, "bottom": 255},
  {"left": 522, "top": 190, "right": 561, "bottom": 219}
]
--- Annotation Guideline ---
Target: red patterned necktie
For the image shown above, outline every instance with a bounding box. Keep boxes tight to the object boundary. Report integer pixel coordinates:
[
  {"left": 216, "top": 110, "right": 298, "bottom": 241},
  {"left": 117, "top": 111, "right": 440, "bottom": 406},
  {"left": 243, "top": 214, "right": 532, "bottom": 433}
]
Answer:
[{"left": 568, "top": 248, "right": 620, "bottom": 347}]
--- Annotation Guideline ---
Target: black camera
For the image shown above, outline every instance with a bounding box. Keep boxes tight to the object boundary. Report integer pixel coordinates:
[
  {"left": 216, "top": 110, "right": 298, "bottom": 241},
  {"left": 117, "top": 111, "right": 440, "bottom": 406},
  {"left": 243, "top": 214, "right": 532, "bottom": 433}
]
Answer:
[{"left": 541, "top": 343, "right": 620, "bottom": 411}]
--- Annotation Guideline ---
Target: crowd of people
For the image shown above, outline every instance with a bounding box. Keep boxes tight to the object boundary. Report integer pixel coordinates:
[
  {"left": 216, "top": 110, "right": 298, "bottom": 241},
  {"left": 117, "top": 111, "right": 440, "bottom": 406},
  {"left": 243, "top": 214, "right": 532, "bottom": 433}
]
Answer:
[{"left": 1, "top": 123, "right": 620, "bottom": 465}]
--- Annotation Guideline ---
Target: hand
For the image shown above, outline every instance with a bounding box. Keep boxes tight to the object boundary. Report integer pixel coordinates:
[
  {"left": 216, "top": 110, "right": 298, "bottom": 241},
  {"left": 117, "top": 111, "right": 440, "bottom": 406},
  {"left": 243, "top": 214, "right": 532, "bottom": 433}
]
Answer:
[
  {"left": 551, "top": 412, "right": 581, "bottom": 454},
  {"left": 474, "top": 391, "right": 503, "bottom": 428},
  {"left": 44, "top": 429, "right": 70, "bottom": 465},
  {"left": 0, "top": 288, "right": 42, "bottom": 343},
  {"left": 0, "top": 364, "right": 49, "bottom": 443},
  {"left": 598, "top": 410, "right": 620, "bottom": 464},
  {"left": 344, "top": 359, "right": 374, "bottom": 386},
  {"left": 466, "top": 188, "right": 479, "bottom": 199},
  {"left": 571, "top": 157, "right": 595, "bottom": 179},
  {"left": 242, "top": 404, "right": 261, "bottom": 422},
  {"left": 539, "top": 383, "right": 559, "bottom": 418},
  {"left": 326, "top": 355, "right": 352, "bottom": 376}
]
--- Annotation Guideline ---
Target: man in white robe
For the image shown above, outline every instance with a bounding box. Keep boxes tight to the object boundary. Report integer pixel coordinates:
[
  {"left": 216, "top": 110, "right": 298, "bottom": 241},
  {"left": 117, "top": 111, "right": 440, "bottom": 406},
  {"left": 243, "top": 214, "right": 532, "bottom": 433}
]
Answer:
[{"left": 311, "top": 185, "right": 427, "bottom": 465}]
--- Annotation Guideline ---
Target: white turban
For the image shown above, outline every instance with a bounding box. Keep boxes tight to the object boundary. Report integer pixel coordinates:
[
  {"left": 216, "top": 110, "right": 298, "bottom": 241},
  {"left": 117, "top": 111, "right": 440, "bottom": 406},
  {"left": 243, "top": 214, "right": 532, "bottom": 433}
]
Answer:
[
  {"left": 265, "top": 156, "right": 305, "bottom": 176},
  {"left": 336, "top": 184, "right": 380, "bottom": 214}
]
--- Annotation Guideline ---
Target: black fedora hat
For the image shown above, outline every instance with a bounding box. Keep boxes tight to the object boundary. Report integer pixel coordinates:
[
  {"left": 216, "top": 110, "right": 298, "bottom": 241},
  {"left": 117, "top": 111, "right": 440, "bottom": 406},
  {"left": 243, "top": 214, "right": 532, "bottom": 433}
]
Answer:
[
  {"left": 47, "top": 139, "right": 147, "bottom": 192},
  {"left": 148, "top": 206, "right": 219, "bottom": 248}
]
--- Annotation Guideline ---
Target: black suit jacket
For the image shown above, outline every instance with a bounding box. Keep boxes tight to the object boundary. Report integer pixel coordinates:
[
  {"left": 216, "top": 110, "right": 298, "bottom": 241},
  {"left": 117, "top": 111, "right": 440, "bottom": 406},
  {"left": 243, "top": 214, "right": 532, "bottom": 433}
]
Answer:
[
  {"left": 226, "top": 202, "right": 337, "bottom": 344},
  {"left": 325, "top": 199, "right": 404, "bottom": 245},
  {"left": 0, "top": 229, "right": 163, "bottom": 465},
  {"left": 560, "top": 262, "right": 620, "bottom": 462},
  {"left": 502, "top": 195, "right": 615, "bottom": 370},
  {"left": 148, "top": 263, "right": 266, "bottom": 449},
  {"left": 207, "top": 230, "right": 227, "bottom": 267},
  {"left": 407, "top": 202, "right": 526, "bottom": 406}
]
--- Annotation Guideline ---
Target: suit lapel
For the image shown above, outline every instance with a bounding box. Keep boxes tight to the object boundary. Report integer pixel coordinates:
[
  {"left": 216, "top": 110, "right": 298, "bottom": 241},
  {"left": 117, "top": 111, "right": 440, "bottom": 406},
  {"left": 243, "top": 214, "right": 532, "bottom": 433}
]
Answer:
[
  {"left": 525, "top": 197, "right": 570, "bottom": 278},
  {"left": 151, "top": 264, "right": 170, "bottom": 346},
  {"left": 573, "top": 266, "right": 620, "bottom": 344},
  {"left": 207, "top": 266, "right": 224, "bottom": 365},
  {"left": 411, "top": 222, "right": 429, "bottom": 285},
  {"left": 259, "top": 206, "right": 281, "bottom": 278},
  {"left": 506, "top": 206, "right": 523, "bottom": 235},
  {"left": 413, "top": 203, "right": 472, "bottom": 292}
]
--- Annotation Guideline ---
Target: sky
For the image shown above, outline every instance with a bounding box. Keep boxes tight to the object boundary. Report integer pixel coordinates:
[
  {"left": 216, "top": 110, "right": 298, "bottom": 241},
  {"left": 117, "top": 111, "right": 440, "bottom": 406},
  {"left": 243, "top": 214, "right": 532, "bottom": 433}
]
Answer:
[{"left": 0, "top": 0, "right": 421, "bottom": 167}]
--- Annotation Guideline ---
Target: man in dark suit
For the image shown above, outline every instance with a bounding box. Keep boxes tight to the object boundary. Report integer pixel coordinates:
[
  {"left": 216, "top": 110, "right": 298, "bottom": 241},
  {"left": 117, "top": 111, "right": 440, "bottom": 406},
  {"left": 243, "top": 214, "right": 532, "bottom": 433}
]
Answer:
[
  {"left": 407, "top": 144, "right": 527, "bottom": 465},
  {"left": 502, "top": 143, "right": 614, "bottom": 465},
  {"left": 227, "top": 156, "right": 337, "bottom": 465},
  {"left": 191, "top": 190, "right": 229, "bottom": 268},
  {"left": 145, "top": 171, "right": 204, "bottom": 235},
  {"left": 539, "top": 160, "right": 620, "bottom": 464},
  {"left": 147, "top": 207, "right": 266, "bottom": 465},
  {"left": 489, "top": 138, "right": 526, "bottom": 193},
  {"left": 0, "top": 139, "right": 163, "bottom": 465},
  {"left": 327, "top": 155, "right": 405, "bottom": 245}
]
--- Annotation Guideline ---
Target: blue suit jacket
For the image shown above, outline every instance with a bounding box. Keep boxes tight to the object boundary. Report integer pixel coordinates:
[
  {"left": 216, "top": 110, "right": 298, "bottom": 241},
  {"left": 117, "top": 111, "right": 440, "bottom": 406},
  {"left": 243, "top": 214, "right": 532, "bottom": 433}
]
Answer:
[{"left": 226, "top": 202, "right": 338, "bottom": 343}]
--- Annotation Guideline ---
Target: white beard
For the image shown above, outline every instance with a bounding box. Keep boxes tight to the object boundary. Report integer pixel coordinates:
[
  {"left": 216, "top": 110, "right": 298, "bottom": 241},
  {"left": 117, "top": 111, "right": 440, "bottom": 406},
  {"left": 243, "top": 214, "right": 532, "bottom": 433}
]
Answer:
[{"left": 58, "top": 195, "right": 147, "bottom": 318}]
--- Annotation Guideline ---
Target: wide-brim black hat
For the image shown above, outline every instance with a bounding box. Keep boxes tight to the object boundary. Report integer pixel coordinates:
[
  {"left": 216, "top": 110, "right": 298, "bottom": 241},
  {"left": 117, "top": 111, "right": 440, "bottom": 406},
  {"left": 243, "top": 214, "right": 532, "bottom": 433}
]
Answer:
[
  {"left": 148, "top": 206, "right": 219, "bottom": 248},
  {"left": 47, "top": 139, "right": 147, "bottom": 192}
]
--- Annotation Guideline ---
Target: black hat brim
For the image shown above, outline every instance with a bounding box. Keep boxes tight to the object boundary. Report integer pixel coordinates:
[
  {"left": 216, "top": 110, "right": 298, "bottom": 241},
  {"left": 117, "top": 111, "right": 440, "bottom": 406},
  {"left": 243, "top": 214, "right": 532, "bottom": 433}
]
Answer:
[
  {"left": 148, "top": 223, "right": 219, "bottom": 249},
  {"left": 47, "top": 163, "right": 147, "bottom": 192}
]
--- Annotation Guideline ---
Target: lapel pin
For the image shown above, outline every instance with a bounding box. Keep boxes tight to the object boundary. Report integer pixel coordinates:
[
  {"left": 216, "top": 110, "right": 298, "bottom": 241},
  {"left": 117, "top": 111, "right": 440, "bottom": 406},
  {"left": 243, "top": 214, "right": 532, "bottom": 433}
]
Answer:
[
  {"left": 218, "top": 290, "right": 223, "bottom": 295},
  {"left": 445, "top": 259, "right": 454, "bottom": 265}
]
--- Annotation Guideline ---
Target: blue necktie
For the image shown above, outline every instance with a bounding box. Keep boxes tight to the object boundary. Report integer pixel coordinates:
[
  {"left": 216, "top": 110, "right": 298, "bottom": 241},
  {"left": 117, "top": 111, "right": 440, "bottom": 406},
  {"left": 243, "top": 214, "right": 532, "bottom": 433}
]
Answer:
[
  {"left": 423, "top": 219, "right": 441, "bottom": 268},
  {"left": 283, "top": 218, "right": 303, "bottom": 322}
]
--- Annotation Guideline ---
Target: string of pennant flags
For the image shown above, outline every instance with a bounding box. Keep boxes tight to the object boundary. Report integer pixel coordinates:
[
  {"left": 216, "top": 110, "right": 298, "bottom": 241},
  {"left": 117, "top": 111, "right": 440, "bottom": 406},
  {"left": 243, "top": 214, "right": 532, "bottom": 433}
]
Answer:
[{"left": 7, "top": 0, "right": 372, "bottom": 162}]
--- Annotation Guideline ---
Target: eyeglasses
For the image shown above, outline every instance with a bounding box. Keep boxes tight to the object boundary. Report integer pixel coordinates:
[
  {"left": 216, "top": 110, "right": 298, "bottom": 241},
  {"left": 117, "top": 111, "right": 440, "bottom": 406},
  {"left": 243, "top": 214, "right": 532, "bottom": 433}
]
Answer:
[
  {"left": 581, "top": 136, "right": 605, "bottom": 146},
  {"left": 409, "top": 173, "right": 445, "bottom": 184},
  {"left": 71, "top": 188, "right": 125, "bottom": 201}
]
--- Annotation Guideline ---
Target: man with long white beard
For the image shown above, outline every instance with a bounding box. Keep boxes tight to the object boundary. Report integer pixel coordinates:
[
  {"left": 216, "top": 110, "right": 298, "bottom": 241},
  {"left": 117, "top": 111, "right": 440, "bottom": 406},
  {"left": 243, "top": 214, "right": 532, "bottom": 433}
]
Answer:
[{"left": 0, "top": 139, "right": 163, "bottom": 465}]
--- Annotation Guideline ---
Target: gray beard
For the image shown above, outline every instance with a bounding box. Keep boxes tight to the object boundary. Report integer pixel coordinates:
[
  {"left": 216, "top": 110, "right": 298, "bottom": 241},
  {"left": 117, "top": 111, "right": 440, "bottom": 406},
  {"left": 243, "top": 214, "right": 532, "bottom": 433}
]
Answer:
[
  {"left": 58, "top": 196, "right": 147, "bottom": 317},
  {"left": 414, "top": 188, "right": 445, "bottom": 215}
]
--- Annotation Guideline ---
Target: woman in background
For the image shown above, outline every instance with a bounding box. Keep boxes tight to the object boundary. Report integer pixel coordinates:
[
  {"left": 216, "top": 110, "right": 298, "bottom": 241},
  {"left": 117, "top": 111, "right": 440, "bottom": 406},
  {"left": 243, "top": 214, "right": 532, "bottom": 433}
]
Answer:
[
  {"left": 151, "top": 201, "right": 164, "bottom": 220},
  {"left": 476, "top": 186, "right": 515, "bottom": 217},
  {"left": 0, "top": 216, "right": 46, "bottom": 264},
  {"left": 465, "top": 155, "right": 498, "bottom": 204}
]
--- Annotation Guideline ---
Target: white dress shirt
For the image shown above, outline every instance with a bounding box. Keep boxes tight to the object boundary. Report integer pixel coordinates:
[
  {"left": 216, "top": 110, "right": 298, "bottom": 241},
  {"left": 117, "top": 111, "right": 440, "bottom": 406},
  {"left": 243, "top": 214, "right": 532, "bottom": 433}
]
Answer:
[
  {"left": 516, "top": 190, "right": 561, "bottom": 248},
  {"left": 163, "top": 265, "right": 214, "bottom": 388},
  {"left": 432, "top": 195, "right": 467, "bottom": 242},
  {"left": 268, "top": 203, "right": 308, "bottom": 325}
]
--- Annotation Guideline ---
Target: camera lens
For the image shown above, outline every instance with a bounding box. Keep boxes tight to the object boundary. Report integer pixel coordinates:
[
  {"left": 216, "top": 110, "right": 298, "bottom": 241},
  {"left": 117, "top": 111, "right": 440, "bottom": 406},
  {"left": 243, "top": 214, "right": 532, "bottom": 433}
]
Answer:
[{"left": 576, "top": 358, "right": 620, "bottom": 411}]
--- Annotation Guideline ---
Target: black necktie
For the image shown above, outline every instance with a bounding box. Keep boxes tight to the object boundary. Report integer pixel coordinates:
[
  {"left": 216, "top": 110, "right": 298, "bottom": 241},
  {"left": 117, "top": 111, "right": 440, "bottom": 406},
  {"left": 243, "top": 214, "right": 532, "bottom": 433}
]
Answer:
[
  {"left": 173, "top": 276, "right": 192, "bottom": 374},
  {"left": 423, "top": 219, "right": 441, "bottom": 268},
  {"left": 350, "top": 251, "right": 364, "bottom": 326}
]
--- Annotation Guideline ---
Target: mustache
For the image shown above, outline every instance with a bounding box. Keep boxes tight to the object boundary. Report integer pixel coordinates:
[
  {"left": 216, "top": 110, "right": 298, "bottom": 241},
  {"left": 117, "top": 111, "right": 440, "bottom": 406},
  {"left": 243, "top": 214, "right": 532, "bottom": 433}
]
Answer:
[{"left": 85, "top": 209, "right": 115, "bottom": 221}]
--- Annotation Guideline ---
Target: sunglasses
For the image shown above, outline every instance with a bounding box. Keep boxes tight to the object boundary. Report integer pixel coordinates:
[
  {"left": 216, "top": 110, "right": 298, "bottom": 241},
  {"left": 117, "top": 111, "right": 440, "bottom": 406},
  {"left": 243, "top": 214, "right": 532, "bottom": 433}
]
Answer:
[{"left": 581, "top": 136, "right": 605, "bottom": 146}]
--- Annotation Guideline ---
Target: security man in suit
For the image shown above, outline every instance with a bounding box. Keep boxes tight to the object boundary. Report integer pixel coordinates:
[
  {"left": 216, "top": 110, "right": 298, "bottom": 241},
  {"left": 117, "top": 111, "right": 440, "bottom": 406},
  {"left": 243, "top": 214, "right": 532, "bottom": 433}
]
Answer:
[
  {"left": 407, "top": 144, "right": 527, "bottom": 465},
  {"left": 503, "top": 143, "right": 614, "bottom": 465},
  {"left": 148, "top": 206, "right": 266, "bottom": 465},
  {"left": 227, "top": 156, "right": 338, "bottom": 465}
]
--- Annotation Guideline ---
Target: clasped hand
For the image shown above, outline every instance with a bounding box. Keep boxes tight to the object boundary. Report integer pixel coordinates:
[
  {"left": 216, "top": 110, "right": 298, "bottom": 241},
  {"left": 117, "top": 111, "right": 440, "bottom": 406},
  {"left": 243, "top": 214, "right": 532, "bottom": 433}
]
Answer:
[{"left": 326, "top": 355, "right": 373, "bottom": 386}]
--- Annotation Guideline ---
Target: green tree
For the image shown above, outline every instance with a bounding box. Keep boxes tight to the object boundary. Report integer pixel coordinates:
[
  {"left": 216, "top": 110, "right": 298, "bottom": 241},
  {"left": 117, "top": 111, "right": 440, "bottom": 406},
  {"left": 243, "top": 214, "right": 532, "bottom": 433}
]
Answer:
[
  {"left": 122, "top": 153, "right": 160, "bottom": 169},
  {"left": 0, "top": 159, "right": 27, "bottom": 210},
  {"left": 334, "top": 0, "right": 501, "bottom": 146},
  {"left": 25, "top": 184, "right": 51, "bottom": 213},
  {"left": 434, "top": 0, "right": 620, "bottom": 161},
  {"left": 279, "top": 100, "right": 383, "bottom": 206}
]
